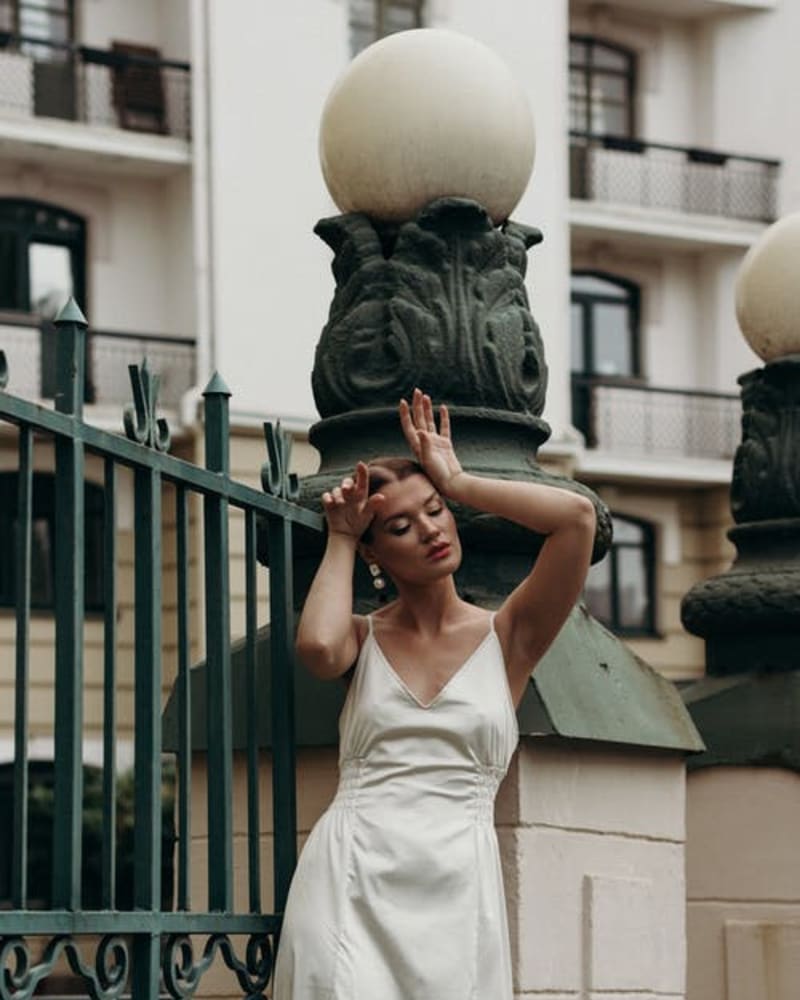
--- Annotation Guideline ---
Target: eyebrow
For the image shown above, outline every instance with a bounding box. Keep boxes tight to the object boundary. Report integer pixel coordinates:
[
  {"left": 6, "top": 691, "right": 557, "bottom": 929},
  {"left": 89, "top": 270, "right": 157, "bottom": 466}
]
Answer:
[{"left": 381, "top": 490, "right": 440, "bottom": 525}]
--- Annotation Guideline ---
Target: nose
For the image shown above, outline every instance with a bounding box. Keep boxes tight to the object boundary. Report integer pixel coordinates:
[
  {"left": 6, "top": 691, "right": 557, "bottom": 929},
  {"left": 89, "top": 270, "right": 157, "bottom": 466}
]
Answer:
[{"left": 418, "top": 514, "right": 441, "bottom": 542}]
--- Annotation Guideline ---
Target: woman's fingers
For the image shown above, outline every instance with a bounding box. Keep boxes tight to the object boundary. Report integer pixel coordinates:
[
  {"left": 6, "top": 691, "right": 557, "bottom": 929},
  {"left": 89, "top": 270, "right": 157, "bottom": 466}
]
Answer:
[
  {"left": 399, "top": 398, "right": 420, "bottom": 452},
  {"left": 422, "top": 392, "right": 436, "bottom": 432},
  {"left": 439, "top": 403, "right": 451, "bottom": 439}
]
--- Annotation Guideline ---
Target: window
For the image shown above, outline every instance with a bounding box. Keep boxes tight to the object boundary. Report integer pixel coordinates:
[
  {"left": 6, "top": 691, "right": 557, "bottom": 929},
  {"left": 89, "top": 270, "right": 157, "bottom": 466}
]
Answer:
[
  {"left": 7, "top": 0, "right": 74, "bottom": 59},
  {"left": 584, "top": 514, "right": 656, "bottom": 635},
  {"left": 0, "top": 1, "right": 76, "bottom": 117},
  {"left": 0, "top": 199, "right": 85, "bottom": 316},
  {"left": 349, "top": 0, "right": 424, "bottom": 56},
  {"left": 0, "top": 472, "right": 105, "bottom": 611},
  {"left": 0, "top": 199, "right": 87, "bottom": 397},
  {"left": 571, "top": 272, "right": 640, "bottom": 379},
  {"left": 569, "top": 36, "right": 635, "bottom": 137}
]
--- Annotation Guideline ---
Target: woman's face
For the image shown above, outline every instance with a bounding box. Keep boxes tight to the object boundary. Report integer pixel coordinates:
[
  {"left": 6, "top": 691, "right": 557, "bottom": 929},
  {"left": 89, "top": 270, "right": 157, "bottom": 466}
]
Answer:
[{"left": 361, "top": 474, "right": 461, "bottom": 586}]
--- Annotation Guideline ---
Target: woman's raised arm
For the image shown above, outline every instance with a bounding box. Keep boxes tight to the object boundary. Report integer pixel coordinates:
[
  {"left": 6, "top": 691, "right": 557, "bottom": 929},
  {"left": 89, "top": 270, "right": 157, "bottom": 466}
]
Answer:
[
  {"left": 295, "top": 462, "right": 384, "bottom": 679},
  {"left": 402, "top": 389, "right": 595, "bottom": 704}
]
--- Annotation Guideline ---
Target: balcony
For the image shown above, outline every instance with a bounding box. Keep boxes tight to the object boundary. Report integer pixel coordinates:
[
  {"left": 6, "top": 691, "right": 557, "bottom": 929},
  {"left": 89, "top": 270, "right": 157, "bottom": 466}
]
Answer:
[
  {"left": 0, "top": 34, "right": 190, "bottom": 141},
  {"left": 570, "top": 131, "right": 778, "bottom": 226},
  {"left": 572, "top": 375, "right": 740, "bottom": 462},
  {"left": 1, "top": 314, "right": 195, "bottom": 411}
]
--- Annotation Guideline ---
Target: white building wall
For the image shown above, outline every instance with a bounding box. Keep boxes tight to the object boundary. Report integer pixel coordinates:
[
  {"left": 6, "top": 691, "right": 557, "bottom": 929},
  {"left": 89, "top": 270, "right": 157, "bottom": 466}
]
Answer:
[
  {"left": 200, "top": 0, "right": 347, "bottom": 423},
  {"left": 79, "top": 0, "right": 158, "bottom": 49},
  {"left": 702, "top": 4, "right": 800, "bottom": 213}
]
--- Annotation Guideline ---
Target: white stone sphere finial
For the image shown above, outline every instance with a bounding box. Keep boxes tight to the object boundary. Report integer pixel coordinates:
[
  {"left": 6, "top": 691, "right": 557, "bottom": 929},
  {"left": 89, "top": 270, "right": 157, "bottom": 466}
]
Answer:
[
  {"left": 735, "top": 211, "right": 800, "bottom": 362},
  {"left": 318, "top": 28, "right": 535, "bottom": 225}
]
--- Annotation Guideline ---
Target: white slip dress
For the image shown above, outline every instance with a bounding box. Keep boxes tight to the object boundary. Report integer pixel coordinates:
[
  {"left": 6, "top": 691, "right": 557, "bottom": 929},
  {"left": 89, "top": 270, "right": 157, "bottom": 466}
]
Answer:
[{"left": 272, "top": 613, "right": 519, "bottom": 1000}]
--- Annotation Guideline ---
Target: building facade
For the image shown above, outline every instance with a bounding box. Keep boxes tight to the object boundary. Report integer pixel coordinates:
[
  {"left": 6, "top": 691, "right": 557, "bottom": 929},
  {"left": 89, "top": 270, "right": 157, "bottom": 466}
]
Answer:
[{"left": 1, "top": 1, "right": 798, "bottom": 996}]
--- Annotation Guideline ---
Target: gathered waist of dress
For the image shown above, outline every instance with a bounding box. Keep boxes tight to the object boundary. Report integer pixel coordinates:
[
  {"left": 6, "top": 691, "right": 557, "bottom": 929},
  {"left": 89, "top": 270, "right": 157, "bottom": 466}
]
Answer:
[{"left": 329, "top": 757, "right": 506, "bottom": 825}]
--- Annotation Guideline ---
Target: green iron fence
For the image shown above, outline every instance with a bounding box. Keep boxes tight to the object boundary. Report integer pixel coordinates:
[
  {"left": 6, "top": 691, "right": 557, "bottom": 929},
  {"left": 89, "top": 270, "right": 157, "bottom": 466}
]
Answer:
[{"left": 0, "top": 300, "right": 322, "bottom": 998}]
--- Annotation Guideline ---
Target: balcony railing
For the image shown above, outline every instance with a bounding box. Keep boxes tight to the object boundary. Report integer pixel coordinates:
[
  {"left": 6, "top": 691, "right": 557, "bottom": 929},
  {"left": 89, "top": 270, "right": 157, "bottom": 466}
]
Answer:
[
  {"left": 572, "top": 375, "right": 740, "bottom": 461},
  {"left": 0, "top": 33, "right": 190, "bottom": 140},
  {"left": 570, "top": 131, "right": 779, "bottom": 224},
  {"left": 1, "top": 315, "right": 196, "bottom": 409}
]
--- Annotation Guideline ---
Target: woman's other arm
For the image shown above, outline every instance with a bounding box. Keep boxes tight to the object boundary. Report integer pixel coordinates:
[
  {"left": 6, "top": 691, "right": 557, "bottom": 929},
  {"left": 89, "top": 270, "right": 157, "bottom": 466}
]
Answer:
[
  {"left": 402, "top": 389, "right": 595, "bottom": 703},
  {"left": 295, "top": 462, "right": 383, "bottom": 679},
  {"left": 446, "top": 471, "right": 595, "bottom": 701}
]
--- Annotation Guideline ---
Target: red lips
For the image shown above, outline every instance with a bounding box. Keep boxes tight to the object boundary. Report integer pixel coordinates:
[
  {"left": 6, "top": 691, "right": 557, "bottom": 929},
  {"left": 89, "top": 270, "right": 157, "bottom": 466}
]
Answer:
[{"left": 428, "top": 543, "right": 451, "bottom": 561}]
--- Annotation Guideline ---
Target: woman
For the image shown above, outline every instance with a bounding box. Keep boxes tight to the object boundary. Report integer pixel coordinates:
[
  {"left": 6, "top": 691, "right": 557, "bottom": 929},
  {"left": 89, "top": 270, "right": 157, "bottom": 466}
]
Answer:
[{"left": 273, "top": 388, "right": 595, "bottom": 1000}]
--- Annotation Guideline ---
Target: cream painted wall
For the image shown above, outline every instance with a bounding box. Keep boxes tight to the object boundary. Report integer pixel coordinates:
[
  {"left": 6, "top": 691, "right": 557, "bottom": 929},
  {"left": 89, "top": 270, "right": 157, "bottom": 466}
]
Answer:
[
  {"left": 201, "top": 0, "right": 347, "bottom": 423},
  {"left": 686, "top": 767, "right": 800, "bottom": 1000},
  {"left": 700, "top": 3, "right": 800, "bottom": 213},
  {"left": 80, "top": 0, "right": 188, "bottom": 59},
  {"left": 89, "top": 174, "right": 192, "bottom": 334}
]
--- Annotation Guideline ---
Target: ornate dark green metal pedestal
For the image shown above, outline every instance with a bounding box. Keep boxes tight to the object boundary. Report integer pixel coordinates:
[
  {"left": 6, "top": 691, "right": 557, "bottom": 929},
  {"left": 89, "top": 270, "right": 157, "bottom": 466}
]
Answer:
[
  {"left": 681, "top": 356, "right": 800, "bottom": 769},
  {"left": 252, "top": 197, "right": 701, "bottom": 754}
]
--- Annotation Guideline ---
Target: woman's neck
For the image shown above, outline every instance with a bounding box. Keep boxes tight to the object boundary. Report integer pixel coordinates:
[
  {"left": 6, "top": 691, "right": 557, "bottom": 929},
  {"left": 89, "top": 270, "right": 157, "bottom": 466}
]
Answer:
[{"left": 385, "top": 576, "right": 467, "bottom": 634}]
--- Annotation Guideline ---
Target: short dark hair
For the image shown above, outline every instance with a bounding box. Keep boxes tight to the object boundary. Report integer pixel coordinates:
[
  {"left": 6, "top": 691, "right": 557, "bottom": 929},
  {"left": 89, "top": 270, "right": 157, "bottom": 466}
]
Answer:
[{"left": 361, "top": 456, "right": 428, "bottom": 542}]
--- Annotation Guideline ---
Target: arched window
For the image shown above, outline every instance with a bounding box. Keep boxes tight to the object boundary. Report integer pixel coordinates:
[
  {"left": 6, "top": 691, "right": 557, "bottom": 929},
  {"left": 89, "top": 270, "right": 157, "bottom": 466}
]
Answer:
[
  {"left": 0, "top": 198, "right": 85, "bottom": 317},
  {"left": 0, "top": 198, "right": 87, "bottom": 398},
  {"left": 584, "top": 513, "right": 656, "bottom": 636},
  {"left": 0, "top": 472, "right": 104, "bottom": 611},
  {"left": 349, "top": 0, "right": 425, "bottom": 56},
  {"left": 569, "top": 36, "right": 636, "bottom": 137}
]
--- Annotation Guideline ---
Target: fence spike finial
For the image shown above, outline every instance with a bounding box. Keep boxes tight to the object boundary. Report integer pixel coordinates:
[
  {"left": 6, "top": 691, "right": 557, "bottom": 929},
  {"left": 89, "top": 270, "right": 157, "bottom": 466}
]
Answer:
[
  {"left": 54, "top": 296, "right": 88, "bottom": 328},
  {"left": 203, "top": 371, "right": 232, "bottom": 398}
]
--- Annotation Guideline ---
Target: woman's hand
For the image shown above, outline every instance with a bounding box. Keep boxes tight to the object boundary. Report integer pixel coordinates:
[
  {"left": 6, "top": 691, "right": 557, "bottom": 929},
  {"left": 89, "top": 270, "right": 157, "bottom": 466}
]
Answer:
[
  {"left": 322, "top": 461, "right": 384, "bottom": 540},
  {"left": 399, "top": 388, "right": 464, "bottom": 496}
]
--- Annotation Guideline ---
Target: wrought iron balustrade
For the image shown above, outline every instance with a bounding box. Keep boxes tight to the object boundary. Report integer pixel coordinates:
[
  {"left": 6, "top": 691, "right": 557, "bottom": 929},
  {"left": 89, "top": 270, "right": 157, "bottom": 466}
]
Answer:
[
  {"left": 570, "top": 131, "right": 779, "bottom": 224},
  {"left": 572, "top": 374, "right": 740, "bottom": 460},
  {"left": 0, "top": 313, "right": 195, "bottom": 408},
  {"left": 0, "top": 301, "right": 322, "bottom": 998},
  {"left": 0, "top": 33, "right": 191, "bottom": 140}
]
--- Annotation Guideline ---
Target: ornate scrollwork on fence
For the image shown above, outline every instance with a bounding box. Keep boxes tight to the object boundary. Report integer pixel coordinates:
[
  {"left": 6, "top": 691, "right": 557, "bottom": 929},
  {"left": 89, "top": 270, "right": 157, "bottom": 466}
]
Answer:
[
  {"left": 0, "top": 350, "right": 8, "bottom": 390},
  {"left": 162, "top": 933, "right": 273, "bottom": 999},
  {"left": 0, "top": 934, "right": 128, "bottom": 1000},
  {"left": 124, "top": 359, "right": 171, "bottom": 452},
  {"left": 262, "top": 421, "right": 299, "bottom": 500}
]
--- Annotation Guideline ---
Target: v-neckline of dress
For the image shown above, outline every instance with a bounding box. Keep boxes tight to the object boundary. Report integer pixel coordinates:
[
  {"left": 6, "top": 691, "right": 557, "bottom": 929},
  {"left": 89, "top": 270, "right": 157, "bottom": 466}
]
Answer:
[{"left": 371, "top": 619, "right": 496, "bottom": 710}]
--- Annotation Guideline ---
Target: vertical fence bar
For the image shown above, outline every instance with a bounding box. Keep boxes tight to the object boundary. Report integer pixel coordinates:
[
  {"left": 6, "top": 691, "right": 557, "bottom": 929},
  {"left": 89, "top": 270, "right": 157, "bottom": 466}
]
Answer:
[
  {"left": 12, "top": 425, "right": 32, "bottom": 908},
  {"left": 268, "top": 514, "right": 297, "bottom": 914},
  {"left": 52, "top": 299, "right": 88, "bottom": 911},
  {"left": 203, "top": 374, "right": 233, "bottom": 911},
  {"left": 176, "top": 484, "right": 191, "bottom": 911},
  {"left": 131, "top": 459, "right": 163, "bottom": 997},
  {"left": 101, "top": 458, "right": 117, "bottom": 910},
  {"left": 245, "top": 508, "right": 261, "bottom": 912}
]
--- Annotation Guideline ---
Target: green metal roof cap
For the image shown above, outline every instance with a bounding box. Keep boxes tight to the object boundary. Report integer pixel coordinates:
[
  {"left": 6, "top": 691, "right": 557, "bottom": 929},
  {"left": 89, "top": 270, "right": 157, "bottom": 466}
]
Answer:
[
  {"left": 681, "top": 671, "right": 800, "bottom": 771},
  {"left": 163, "top": 605, "right": 703, "bottom": 755},
  {"left": 524, "top": 605, "right": 704, "bottom": 752}
]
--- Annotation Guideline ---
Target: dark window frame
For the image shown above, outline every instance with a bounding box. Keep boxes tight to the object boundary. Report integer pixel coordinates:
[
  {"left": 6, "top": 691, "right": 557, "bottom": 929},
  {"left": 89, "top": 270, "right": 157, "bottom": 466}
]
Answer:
[
  {"left": 0, "top": 471, "right": 105, "bottom": 613},
  {"left": 571, "top": 270, "right": 642, "bottom": 378},
  {"left": 349, "top": 0, "right": 425, "bottom": 55},
  {"left": 0, "top": 197, "right": 86, "bottom": 315},
  {"left": 569, "top": 34, "right": 636, "bottom": 138},
  {"left": 586, "top": 513, "right": 657, "bottom": 637}
]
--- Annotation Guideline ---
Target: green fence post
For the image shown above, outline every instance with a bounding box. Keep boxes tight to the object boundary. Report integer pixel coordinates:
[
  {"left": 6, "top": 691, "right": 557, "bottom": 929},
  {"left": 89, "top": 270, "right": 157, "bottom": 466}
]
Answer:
[
  {"left": 52, "top": 297, "right": 88, "bottom": 911},
  {"left": 203, "top": 373, "right": 234, "bottom": 912}
]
